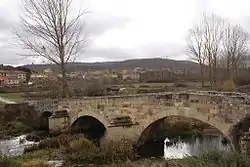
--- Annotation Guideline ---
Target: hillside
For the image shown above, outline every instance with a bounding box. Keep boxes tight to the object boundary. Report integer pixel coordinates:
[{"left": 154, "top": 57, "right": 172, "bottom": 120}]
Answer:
[
  {"left": 21, "top": 58, "right": 200, "bottom": 73},
  {"left": 22, "top": 58, "right": 200, "bottom": 72},
  {"left": 0, "top": 64, "right": 32, "bottom": 73}
]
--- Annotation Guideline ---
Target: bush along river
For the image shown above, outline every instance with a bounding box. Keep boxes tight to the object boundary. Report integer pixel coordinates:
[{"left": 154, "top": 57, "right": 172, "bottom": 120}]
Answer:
[{"left": 0, "top": 134, "right": 239, "bottom": 167}]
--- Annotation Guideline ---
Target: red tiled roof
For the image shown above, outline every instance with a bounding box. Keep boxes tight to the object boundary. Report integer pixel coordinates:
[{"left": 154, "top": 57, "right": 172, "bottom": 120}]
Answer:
[
  {"left": 0, "top": 70, "right": 26, "bottom": 74},
  {"left": 0, "top": 76, "right": 18, "bottom": 80}
]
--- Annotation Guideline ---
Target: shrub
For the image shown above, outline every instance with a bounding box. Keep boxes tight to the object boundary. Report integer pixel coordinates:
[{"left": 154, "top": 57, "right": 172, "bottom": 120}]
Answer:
[
  {"left": 21, "top": 159, "right": 51, "bottom": 167},
  {"left": 69, "top": 138, "right": 96, "bottom": 152},
  {"left": 26, "top": 134, "right": 41, "bottom": 142},
  {"left": 83, "top": 82, "right": 106, "bottom": 96},
  {"left": 103, "top": 139, "right": 137, "bottom": 164},
  {"left": 25, "top": 134, "right": 82, "bottom": 154},
  {"left": 138, "top": 85, "right": 150, "bottom": 88},
  {"left": 38, "top": 138, "right": 61, "bottom": 149},
  {"left": 219, "top": 79, "right": 236, "bottom": 91},
  {"left": 65, "top": 138, "right": 137, "bottom": 166},
  {"left": 177, "top": 151, "right": 250, "bottom": 167},
  {"left": 174, "top": 82, "right": 188, "bottom": 87},
  {"left": 236, "top": 78, "right": 250, "bottom": 86},
  {"left": 25, "top": 135, "right": 67, "bottom": 153},
  {"left": 137, "top": 89, "right": 149, "bottom": 93},
  {"left": 0, "top": 157, "right": 11, "bottom": 167}
]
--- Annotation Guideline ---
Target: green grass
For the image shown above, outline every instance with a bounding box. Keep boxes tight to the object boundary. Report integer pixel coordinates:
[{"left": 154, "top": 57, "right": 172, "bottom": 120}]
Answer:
[
  {"left": 0, "top": 93, "right": 25, "bottom": 103},
  {"left": 0, "top": 101, "right": 5, "bottom": 112},
  {"left": 115, "top": 82, "right": 174, "bottom": 89}
]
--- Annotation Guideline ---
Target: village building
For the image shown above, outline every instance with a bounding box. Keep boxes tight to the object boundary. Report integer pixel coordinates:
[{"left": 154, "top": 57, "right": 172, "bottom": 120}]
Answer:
[{"left": 0, "top": 70, "right": 27, "bottom": 87}]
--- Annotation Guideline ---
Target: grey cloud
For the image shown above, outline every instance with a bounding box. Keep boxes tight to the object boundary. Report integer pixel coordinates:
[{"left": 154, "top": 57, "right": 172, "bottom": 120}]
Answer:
[
  {"left": 0, "top": 6, "right": 14, "bottom": 32},
  {"left": 194, "top": 0, "right": 213, "bottom": 14},
  {"left": 0, "top": 11, "right": 130, "bottom": 65},
  {"left": 140, "top": 42, "right": 184, "bottom": 58},
  {"left": 0, "top": 17, "right": 12, "bottom": 32},
  {"left": 78, "top": 42, "right": 184, "bottom": 62},
  {"left": 239, "top": 16, "right": 250, "bottom": 34},
  {"left": 82, "top": 47, "right": 134, "bottom": 62},
  {"left": 2, "top": 39, "right": 185, "bottom": 65},
  {"left": 85, "top": 14, "right": 130, "bottom": 38}
]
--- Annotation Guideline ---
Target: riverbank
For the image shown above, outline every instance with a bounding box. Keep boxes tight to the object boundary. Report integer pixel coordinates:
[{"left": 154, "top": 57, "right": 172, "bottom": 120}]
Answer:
[
  {"left": 1, "top": 136, "right": 250, "bottom": 167},
  {"left": 0, "top": 101, "right": 52, "bottom": 140}
]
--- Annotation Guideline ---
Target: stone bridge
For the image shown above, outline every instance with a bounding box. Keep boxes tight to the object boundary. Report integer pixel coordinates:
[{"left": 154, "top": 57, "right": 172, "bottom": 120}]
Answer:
[{"left": 29, "top": 91, "right": 250, "bottom": 144}]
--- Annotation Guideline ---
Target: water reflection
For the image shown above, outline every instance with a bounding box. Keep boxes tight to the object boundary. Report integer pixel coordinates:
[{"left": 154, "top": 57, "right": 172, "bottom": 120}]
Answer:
[{"left": 164, "top": 136, "right": 231, "bottom": 159}]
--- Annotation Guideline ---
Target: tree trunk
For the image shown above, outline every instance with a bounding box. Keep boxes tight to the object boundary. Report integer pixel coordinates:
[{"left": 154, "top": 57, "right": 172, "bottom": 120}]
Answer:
[
  {"left": 208, "top": 57, "right": 212, "bottom": 89},
  {"left": 227, "top": 57, "right": 230, "bottom": 79},
  {"left": 233, "top": 61, "right": 238, "bottom": 81},
  {"left": 200, "top": 64, "right": 205, "bottom": 87},
  {"left": 61, "top": 64, "right": 69, "bottom": 98},
  {"left": 213, "top": 60, "right": 217, "bottom": 88}
]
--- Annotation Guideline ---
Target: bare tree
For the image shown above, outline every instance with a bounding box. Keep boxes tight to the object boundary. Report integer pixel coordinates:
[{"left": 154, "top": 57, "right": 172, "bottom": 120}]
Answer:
[
  {"left": 187, "top": 25, "right": 206, "bottom": 87},
  {"left": 202, "top": 14, "right": 224, "bottom": 87},
  {"left": 187, "top": 14, "right": 224, "bottom": 88},
  {"left": 222, "top": 23, "right": 248, "bottom": 81},
  {"left": 16, "top": 0, "right": 86, "bottom": 98}
]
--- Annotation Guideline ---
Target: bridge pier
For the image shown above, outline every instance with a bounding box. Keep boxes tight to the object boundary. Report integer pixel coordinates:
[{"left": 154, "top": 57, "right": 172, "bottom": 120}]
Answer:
[
  {"left": 104, "top": 126, "right": 140, "bottom": 141},
  {"left": 48, "top": 110, "right": 70, "bottom": 132}
]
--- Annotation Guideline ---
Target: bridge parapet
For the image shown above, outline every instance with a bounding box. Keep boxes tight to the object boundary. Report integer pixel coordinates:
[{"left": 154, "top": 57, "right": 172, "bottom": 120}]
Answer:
[
  {"left": 28, "top": 99, "right": 59, "bottom": 112},
  {"left": 29, "top": 91, "right": 249, "bottom": 113}
]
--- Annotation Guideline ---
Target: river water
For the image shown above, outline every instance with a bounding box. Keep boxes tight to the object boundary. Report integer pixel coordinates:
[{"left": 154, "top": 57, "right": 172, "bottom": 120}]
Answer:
[
  {"left": 0, "top": 135, "right": 64, "bottom": 167},
  {"left": 164, "top": 136, "right": 231, "bottom": 159},
  {"left": 0, "top": 135, "right": 38, "bottom": 157}
]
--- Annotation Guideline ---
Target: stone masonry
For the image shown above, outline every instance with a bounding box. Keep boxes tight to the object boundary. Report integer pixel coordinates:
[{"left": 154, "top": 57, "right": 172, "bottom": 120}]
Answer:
[{"left": 29, "top": 91, "right": 250, "bottom": 143}]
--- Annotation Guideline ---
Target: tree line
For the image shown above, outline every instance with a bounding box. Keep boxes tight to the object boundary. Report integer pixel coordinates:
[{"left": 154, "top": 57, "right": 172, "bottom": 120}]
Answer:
[{"left": 187, "top": 14, "right": 249, "bottom": 88}]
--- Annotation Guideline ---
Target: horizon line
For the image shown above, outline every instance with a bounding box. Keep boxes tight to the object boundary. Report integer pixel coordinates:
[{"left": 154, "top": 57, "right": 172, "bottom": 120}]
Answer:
[{"left": 3, "top": 57, "right": 193, "bottom": 67}]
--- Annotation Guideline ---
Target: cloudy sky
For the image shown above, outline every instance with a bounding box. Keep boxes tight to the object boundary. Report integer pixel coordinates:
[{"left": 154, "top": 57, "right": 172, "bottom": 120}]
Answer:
[{"left": 1, "top": 0, "right": 250, "bottom": 65}]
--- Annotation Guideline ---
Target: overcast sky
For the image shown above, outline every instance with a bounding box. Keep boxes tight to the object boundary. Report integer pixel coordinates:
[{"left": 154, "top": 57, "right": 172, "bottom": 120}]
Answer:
[{"left": 1, "top": 0, "right": 250, "bottom": 65}]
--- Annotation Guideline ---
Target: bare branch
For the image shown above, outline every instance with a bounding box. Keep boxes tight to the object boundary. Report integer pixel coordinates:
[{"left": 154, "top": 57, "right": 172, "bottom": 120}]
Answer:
[
  {"left": 222, "top": 23, "right": 248, "bottom": 79},
  {"left": 16, "top": 0, "right": 86, "bottom": 98}
]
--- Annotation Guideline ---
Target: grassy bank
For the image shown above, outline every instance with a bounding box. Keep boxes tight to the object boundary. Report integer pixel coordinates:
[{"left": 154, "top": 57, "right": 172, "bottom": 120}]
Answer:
[
  {"left": 109, "top": 151, "right": 250, "bottom": 167},
  {"left": 1, "top": 135, "right": 249, "bottom": 167},
  {"left": 0, "top": 93, "right": 25, "bottom": 103}
]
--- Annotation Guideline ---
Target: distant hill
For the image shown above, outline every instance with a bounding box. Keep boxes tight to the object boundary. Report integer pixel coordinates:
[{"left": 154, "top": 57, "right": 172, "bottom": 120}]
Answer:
[
  {"left": 21, "top": 58, "right": 200, "bottom": 73},
  {"left": 0, "top": 64, "right": 32, "bottom": 73}
]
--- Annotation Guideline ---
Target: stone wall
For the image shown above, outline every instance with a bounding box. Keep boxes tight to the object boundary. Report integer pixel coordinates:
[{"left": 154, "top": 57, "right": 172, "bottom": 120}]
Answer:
[{"left": 48, "top": 110, "right": 70, "bottom": 132}]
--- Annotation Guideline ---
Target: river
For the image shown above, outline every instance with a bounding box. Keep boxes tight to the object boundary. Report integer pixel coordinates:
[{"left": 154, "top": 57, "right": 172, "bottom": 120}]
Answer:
[
  {"left": 164, "top": 136, "right": 231, "bottom": 159},
  {"left": 0, "top": 135, "right": 64, "bottom": 166},
  {"left": 0, "top": 135, "right": 231, "bottom": 159},
  {"left": 0, "top": 135, "right": 37, "bottom": 157}
]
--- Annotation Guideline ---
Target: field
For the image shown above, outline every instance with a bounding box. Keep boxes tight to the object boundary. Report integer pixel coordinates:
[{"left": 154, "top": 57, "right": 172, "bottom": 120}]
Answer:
[
  {"left": 0, "top": 93, "right": 25, "bottom": 103},
  {"left": 112, "top": 81, "right": 210, "bottom": 94}
]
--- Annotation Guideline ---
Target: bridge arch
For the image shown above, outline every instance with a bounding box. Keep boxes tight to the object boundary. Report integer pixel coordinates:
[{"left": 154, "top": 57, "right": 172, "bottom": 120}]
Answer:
[
  {"left": 136, "top": 108, "right": 233, "bottom": 146},
  {"left": 70, "top": 111, "right": 109, "bottom": 128},
  {"left": 70, "top": 113, "right": 108, "bottom": 143}
]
